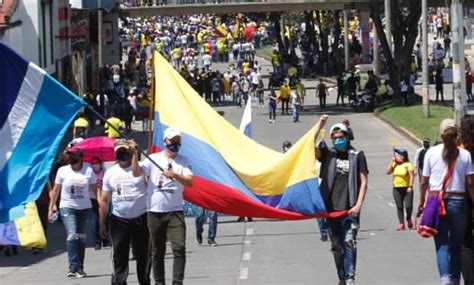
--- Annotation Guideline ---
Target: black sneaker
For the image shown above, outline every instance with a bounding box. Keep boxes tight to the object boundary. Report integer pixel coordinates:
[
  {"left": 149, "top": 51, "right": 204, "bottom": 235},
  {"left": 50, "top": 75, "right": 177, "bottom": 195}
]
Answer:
[
  {"left": 320, "top": 233, "right": 328, "bottom": 242},
  {"left": 196, "top": 233, "right": 203, "bottom": 245},
  {"left": 76, "top": 268, "right": 87, "bottom": 278},
  {"left": 208, "top": 240, "right": 218, "bottom": 247},
  {"left": 94, "top": 242, "right": 102, "bottom": 250},
  {"left": 237, "top": 217, "right": 245, "bottom": 222},
  {"left": 66, "top": 270, "right": 78, "bottom": 278},
  {"left": 247, "top": 217, "right": 253, "bottom": 222}
]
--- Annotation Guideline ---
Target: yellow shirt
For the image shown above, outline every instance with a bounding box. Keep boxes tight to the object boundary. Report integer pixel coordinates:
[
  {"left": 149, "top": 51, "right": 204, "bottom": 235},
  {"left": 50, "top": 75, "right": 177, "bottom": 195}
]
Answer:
[
  {"left": 392, "top": 162, "right": 413, "bottom": 188},
  {"left": 172, "top": 48, "right": 182, "bottom": 59},
  {"left": 104, "top": 117, "right": 121, "bottom": 138},
  {"left": 74, "top": 117, "right": 89, "bottom": 128},
  {"left": 279, "top": 85, "right": 291, "bottom": 99},
  {"left": 296, "top": 83, "right": 306, "bottom": 97}
]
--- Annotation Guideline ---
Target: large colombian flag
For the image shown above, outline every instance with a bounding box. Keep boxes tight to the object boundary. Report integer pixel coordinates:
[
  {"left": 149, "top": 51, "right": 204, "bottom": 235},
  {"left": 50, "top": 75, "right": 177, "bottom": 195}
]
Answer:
[{"left": 151, "top": 52, "right": 345, "bottom": 220}]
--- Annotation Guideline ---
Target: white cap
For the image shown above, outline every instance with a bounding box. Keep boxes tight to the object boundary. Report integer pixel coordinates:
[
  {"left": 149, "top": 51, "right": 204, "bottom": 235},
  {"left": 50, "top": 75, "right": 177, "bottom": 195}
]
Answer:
[
  {"left": 163, "top": 127, "right": 182, "bottom": 140},
  {"left": 329, "top": 123, "right": 348, "bottom": 135}
]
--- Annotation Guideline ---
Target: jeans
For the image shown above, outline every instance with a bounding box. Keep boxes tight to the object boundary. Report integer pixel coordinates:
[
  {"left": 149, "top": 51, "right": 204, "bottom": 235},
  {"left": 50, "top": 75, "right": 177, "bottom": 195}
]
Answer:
[
  {"left": 233, "top": 92, "right": 241, "bottom": 107},
  {"left": 281, "top": 97, "right": 289, "bottom": 114},
  {"left": 195, "top": 207, "right": 218, "bottom": 241},
  {"left": 257, "top": 90, "right": 264, "bottom": 105},
  {"left": 110, "top": 213, "right": 151, "bottom": 285},
  {"left": 148, "top": 211, "right": 186, "bottom": 285},
  {"left": 243, "top": 92, "right": 249, "bottom": 105},
  {"left": 90, "top": 199, "right": 101, "bottom": 245},
  {"left": 327, "top": 216, "right": 359, "bottom": 282},
  {"left": 268, "top": 101, "right": 276, "bottom": 120},
  {"left": 292, "top": 104, "right": 300, "bottom": 122},
  {"left": 434, "top": 197, "right": 467, "bottom": 284},
  {"left": 317, "top": 218, "right": 328, "bottom": 235},
  {"left": 60, "top": 207, "right": 91, "bottom": 271}
]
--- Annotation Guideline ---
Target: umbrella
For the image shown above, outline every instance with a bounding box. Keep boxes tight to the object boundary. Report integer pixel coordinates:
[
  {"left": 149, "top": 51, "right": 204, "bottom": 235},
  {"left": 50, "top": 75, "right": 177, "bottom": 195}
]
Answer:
[{"left": 70, "top": 136, "right": 116, "bottom": 163}]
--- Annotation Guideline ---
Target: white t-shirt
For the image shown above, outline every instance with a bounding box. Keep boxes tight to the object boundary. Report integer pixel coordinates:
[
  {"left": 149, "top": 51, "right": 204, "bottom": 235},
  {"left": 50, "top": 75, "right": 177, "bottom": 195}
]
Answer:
[
  {"left": 102, "top": 165, "right": 147, "bottom": 219},
  {"left": 202, "top": 54, "right": 212, "bottom": 66},
  {"left": 251, "top": 72, "right": 260, "bottom": 85},
  {"left": 291, "top": 92, "right": 302, "bottom": 106},
  {"left": 140, "top": 152, "right": 193, "bottom": 213},
  {"left": 55, "top": 164, "right": 96, "bottom": 210},
  {"left": 422, "top": 144, "right": 473, "bottom": 193}
]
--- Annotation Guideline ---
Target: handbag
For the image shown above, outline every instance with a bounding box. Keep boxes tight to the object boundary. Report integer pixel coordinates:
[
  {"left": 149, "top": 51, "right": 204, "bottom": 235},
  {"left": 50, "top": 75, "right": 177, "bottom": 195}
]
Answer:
[{"left": 417, "top": 159, "right": 455, "bottom": 238}]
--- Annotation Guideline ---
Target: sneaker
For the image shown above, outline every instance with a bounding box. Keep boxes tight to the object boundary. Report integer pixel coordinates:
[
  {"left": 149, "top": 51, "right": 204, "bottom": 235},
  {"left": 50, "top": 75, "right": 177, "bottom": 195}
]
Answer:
[
  {"left": 247, "top": 217, "right": 253, "bottom": 222},
  {"left": 320, "top": 233, "right": 328, "bottom": 242},
  {"left": 208, "top": 240, "right": 218, "bottom": 247},
  {"left": 396, "top": 223, "right": 406, "bottom": 231},
  {"left": 76, "top": 268, "right": 87, "bottom": 278},
  {"left": 269, "top": 119, "right": 272, "bottom": 123},
  {"left": 237, "top": 217, "right": 245, "bottom": 222},
  {"left": 406, "top": 219, "right": 414, "bottom": 229},
  {"left": 94, "top": 242, "right": 102, "bottom": 250},
  {"left": 345, "top": 279, "right": 355, "bottom": 285},
  {"left": 272, "top": 119, "right": 275, "bottom": 123},
  {"left": 66, "top": 270, "right": 78, "bottom": 278},
  {"left": 196, "top": 233, "right": 203, "bottom": 245}
]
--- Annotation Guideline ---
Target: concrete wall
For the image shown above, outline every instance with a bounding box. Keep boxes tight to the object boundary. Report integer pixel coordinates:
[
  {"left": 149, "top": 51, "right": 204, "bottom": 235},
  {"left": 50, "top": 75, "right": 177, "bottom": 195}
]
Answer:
[{"left": 103, "top": 11, "right": 120, "bottom": 65}]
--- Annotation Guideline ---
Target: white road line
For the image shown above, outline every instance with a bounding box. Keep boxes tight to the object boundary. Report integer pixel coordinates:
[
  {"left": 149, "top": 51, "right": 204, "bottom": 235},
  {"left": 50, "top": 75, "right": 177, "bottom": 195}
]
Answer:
[
  {"left": 376, "top": 194, "right": 383, "bottom": 200},
  {"left": 242, "top": 252, "right": 251, "bottom": 261},
  {"left": 370, "top": 233, "right": 376, "bottom": 236},
  {"left": 246, "top": 228, "right": 254, "bottom": 236},
  {"left": 244, "top": 239, "right": 252, "bottom": 245},
  {"left": 388, "top": 202, "right": 396, "bottom": 208},
  {"left": 240, "top": 267, "right": 249, "bottom": 280}
]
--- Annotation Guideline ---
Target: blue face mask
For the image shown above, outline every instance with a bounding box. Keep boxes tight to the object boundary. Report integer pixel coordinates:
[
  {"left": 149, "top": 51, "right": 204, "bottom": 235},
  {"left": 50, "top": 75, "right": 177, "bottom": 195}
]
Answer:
[
  {"left": 332, "top": 137, "right": 348, "bottom": 151},
  {"left": 165, "top": 142, "right": 181, "bottom": 153}
]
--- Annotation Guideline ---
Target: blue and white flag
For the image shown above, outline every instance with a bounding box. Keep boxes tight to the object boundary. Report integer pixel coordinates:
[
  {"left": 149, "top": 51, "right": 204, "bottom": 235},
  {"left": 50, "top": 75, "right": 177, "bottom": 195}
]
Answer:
[
  {"left": 0, "top": 41, "right": 84, "bottom": 223},
  {"left": 239, "top": 97, "right": 252, "bottom": 137}
]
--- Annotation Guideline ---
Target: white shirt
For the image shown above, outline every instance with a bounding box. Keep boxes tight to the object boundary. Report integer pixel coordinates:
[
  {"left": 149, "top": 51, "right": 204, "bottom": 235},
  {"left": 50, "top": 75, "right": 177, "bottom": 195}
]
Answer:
[
  {"left": 422, "top": 144, "right": 473, "bottom": 193},
  {"left": 140, "top": 151, "right": 193, "bottom": 213},
  {"left": 251, "top": 71, "right": 260, "bottom": 85},
  {"left": 291, "top": 92, "right": 302, "bottom": 106},
  {"left": 202, "top": 54, "right": 212, "bottom": 66},
  {"left": 55, "top": 164, "right": 96, "bottom": 210},
  {"left": 103, "top": 165, "right": 148, "bottom": 219}
]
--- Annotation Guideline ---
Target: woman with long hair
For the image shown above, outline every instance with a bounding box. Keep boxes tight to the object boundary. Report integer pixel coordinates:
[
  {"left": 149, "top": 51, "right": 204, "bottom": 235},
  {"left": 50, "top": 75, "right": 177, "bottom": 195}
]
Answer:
[
  {"left": 49, "top": 149, "right": 97, "bottom": 278},
  {"left": 386, "top": 148, "right": 415, "bottom": 231},
  {"left": 458, "top": 114, "right": 474, "bottom": 285},
  {"left": 419, "top": 119, "right": 474, "bottom": 285}
]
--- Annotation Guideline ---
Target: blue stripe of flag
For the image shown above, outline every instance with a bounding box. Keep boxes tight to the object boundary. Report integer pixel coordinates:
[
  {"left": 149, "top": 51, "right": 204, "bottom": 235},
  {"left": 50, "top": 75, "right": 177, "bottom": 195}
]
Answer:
[{"left": 0, "top": 41, "right": 29, "bottom": 129}]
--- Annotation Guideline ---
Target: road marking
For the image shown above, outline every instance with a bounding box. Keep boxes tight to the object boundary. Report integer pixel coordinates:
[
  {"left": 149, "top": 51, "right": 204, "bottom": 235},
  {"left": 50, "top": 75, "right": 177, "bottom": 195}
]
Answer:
[
  {"left": 370, "top": 233, "right": 376, "bottom": 236},
  {"left": 246, "top": 228, "right": 254, "bottom": 236},
  {"left": 242, "top": 252, "right": 251, "bottom": 261},
  {"left": 244, "top": 239, "right": 252, "bottom": 245},
  {"left": 388, "top": 202, "right": 396, "bottom": 208},
  {"left": 240, "top": 267, "right": 249, "bottom": 280},
  {"left": 376, "top": 194, "right": 383, "bottom": 200}
]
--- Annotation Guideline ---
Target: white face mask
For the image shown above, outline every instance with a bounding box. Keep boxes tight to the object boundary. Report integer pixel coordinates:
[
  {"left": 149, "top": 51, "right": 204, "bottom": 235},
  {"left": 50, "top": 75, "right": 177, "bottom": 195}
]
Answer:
[{"left": 92, "top": 164, "right": 101, "bottom": 172}]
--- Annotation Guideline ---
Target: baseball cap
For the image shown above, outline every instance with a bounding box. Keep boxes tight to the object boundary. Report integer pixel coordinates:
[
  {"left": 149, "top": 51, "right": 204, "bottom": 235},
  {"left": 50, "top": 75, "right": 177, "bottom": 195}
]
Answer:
[
  {"left": 163, "top": 127, "right": 182, "bottom": 140},
  {"left": 329, "top": 123, "right": 348, "bottom": 135},
  {"left": 114, "top": 139, "right": 130, "bottom": 152},
  {"left": 439, "top": 118, "right": 456, "bottom": 133},
  {"left": 394, "top": 148, "right": 409, "bottom": 157},
  {"left": 423, "top": 137, "right": 430, "bottom": 143}
]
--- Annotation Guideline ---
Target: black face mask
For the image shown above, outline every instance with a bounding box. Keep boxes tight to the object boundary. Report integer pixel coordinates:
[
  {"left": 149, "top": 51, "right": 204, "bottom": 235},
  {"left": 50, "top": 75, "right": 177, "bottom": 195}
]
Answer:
[
  {"left": 116, "top": 151, "right": 131, "bottom": 162},
  {"left": 423, "top": 143, "right": 430, "bottom": 149}
]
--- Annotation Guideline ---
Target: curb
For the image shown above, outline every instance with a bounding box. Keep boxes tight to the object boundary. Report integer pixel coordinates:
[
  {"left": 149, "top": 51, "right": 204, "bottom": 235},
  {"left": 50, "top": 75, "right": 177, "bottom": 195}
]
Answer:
[{"left": 373, "top": 112, "right": 422, "bottom": 147}]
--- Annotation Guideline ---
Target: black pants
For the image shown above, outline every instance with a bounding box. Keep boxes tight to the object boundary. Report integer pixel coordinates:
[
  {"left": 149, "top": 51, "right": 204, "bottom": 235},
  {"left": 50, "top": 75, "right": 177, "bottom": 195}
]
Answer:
[
  {"left": 110, "top": 213, "right": 151, "bottom": 285},
  {"left": 436, "top": 88, "right": 444, "bottom": 102},
  {"left": 462, "top": 201, "right": 474, "bottom": 285},
  {"left": 281, "top": 98, "right": 289, "bottom": 114},
  {"left": 392, "top": 187, "right": 413, "bottom": 224},
  {"left": 148, "top": 211, "right": 186, "bottom": 285},
  {"left": 336, "top": 92, "right": 344, "bottom": 106},
  {"left": 319, "top": 95, "right": 326, "bottom": 109}
]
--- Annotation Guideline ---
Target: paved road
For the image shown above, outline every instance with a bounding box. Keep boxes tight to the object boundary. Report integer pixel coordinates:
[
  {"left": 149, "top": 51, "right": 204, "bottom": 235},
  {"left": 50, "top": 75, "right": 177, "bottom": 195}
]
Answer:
[{"left": 0, "top": 56, "right": 443, "bottom": 285}]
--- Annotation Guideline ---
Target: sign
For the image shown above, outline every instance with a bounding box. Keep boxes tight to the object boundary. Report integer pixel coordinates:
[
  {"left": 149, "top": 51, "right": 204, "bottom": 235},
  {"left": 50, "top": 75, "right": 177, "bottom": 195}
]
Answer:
[{"left": 70, "top": 10, "right": 89, "bottom": 50}]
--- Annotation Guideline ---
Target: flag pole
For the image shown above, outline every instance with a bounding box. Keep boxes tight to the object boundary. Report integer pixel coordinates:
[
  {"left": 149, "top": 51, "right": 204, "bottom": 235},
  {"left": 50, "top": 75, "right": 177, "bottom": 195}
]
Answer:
[
  {"left": 84, "top": 104, "right": 166, "bottom": 172},
  {"left": 147, "top": 50, "right": 156, "bottom": 152}
]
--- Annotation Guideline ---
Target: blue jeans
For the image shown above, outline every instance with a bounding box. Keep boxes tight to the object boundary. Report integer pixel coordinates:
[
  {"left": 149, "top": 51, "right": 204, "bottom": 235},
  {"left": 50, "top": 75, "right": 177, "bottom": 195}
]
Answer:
[
  {"left": 317, "top": 218, "right": 328, "bottom": 235},
  {"left": 434, "top": 197, "right": 467, "bottom": 284},
  {"left": 60, "top": 207, "right": 91, "bottom": 271},
  {"left": 292, "top": 104, "right": 300, "bottom": 122},
  {"left": 195, "top": 207, "right": 218, "bottom": 241},
  {"left": 327, "top": 216, "right": 359, "bottom": 282}
]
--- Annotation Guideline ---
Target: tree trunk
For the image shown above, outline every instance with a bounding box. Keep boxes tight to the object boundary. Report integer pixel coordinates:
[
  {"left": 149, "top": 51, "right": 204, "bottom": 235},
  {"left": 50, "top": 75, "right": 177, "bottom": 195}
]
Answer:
[
  {"left": 332, "top": 11, "right": 342, "bottom": 74},
  {"left": 316, "top": 11, "right": 329, "bottom": 69},
  {"left": 270, "top": 12, "right": 287, "bottom": 65},
  {"left": 370, "top": 0, "right": 421, "bottom": 99}
]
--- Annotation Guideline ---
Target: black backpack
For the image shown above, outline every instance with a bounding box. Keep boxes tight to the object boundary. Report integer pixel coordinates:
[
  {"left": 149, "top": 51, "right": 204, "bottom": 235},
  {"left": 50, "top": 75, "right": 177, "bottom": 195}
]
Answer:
[{"left": 418, "top": 148, "right": 427, "bottom": 170}]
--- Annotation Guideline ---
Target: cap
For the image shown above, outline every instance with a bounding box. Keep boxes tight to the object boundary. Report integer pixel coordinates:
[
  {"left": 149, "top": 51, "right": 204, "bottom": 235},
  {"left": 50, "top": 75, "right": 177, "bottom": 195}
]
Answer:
[
  {"left": 329, "top": 123, "right": 348, "bottom": 135},
  {"left": 66, "top": 148, "right": 83, "bottom": 158},
  {"left": 163, "top": 127, "right": 182, "bottom": 140},
  {"left": 423, "top": 137, "right": 430, "bottom": 143},
  {"left": 394, "top": 148, "right": 408, "bottom": 157},
  {"left": 114, "top": 139, "right": 130, "bottom": 152},
  {"left": 439, "top": 118, "right": 456, "bottom": 133}
]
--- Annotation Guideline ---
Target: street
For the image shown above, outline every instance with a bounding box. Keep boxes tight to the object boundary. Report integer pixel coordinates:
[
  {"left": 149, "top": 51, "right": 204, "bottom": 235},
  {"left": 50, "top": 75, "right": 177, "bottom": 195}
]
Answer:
[{"left": 0, "top": 57, "right": 441, "bottom": 285}]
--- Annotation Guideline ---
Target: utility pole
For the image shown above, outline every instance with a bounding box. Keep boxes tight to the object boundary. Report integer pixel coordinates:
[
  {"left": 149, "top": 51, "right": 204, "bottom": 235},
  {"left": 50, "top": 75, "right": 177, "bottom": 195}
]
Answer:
[
  {"left": 98, "top": 0, "right": 104, "bottom": 123},
  {"left": 452, "top": 0, "right": 467, "bottom": 124},
  {"left": 373, "top": 25, "right": 380, "bottom": 76},
  {"left": 384, "top": 0, "right": 392, "bottom": 55},
  {"left": 343, "top": 10, "right": 350, "bottom": 71},
  {"left": 422, "top": 0, "right": 430, "bottom": 117}
]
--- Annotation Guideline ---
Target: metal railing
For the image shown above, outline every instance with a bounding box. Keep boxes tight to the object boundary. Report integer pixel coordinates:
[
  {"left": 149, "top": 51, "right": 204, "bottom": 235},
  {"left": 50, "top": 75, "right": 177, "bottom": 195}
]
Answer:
[{"left": 120, "top": 0, "right": 362, "bottom": 7}]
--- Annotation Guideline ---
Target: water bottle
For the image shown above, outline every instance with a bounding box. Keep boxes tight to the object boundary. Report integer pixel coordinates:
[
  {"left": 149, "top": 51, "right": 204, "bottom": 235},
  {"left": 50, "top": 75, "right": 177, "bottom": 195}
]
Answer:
[{"left": 49, "top": 211, "right": 59, "bottom": 223}]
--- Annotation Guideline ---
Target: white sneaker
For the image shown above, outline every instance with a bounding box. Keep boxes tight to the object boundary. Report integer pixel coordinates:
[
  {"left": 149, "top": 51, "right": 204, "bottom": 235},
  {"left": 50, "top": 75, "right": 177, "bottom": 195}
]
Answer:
[
  {"left": 272, "top": 119, "right": 276, "bottom": 123},
  {"left": 268, "top": 119, "right": 272, "bottom": 123}
]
